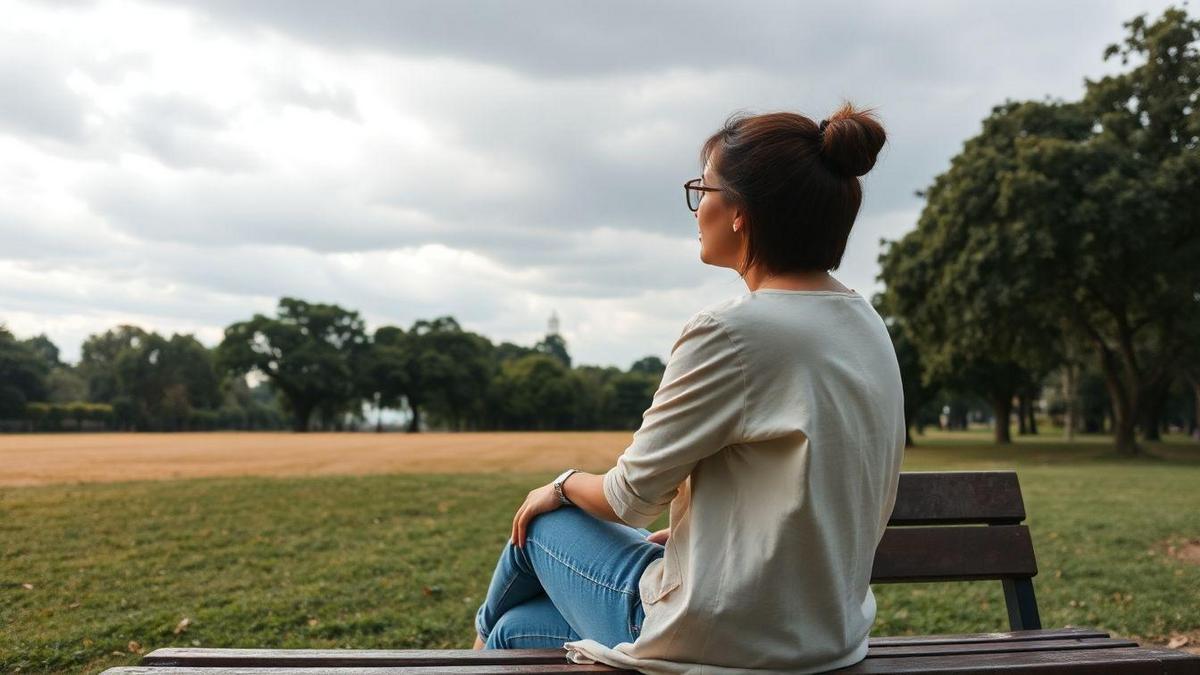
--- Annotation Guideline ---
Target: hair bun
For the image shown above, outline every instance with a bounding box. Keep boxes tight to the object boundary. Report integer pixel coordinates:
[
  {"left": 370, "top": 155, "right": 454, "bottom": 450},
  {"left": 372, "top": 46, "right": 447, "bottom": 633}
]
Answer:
[{"left": 818, "top": 103, "right": 886, "bottom": 177}]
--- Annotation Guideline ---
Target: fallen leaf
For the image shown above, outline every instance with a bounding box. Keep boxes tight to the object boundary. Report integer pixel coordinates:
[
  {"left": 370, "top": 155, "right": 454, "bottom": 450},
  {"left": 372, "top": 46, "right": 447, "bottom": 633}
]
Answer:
[
  {"left": 307, "top": 618, "right": 319, "bottom": 627},
  {"left": 128, "top": 641, "right": 142, "bottom": 654},
  {"left": 21, "top": 583, "right": 33, "bottom": 590},
  {"left": 1168, "top": 635, "right": 1190, "bottom": 649},
  {"left": 173, "top": 617, "right": 190, "bottom": 635}
]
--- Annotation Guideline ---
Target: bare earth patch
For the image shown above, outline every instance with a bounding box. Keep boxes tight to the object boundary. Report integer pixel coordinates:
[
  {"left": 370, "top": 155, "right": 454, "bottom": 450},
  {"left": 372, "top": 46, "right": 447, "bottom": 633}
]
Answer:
[
  {"left": 1166, "top": 540, "right": 1200, "bottom": 565},
  {"left": 0, "top": 432, "right": 634, "bottom": 486}
]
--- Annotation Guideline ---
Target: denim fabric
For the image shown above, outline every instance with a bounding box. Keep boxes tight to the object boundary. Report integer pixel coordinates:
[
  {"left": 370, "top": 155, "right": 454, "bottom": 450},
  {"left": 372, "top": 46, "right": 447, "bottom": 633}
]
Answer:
[{"left": 475, "top": 505, "right": 665, "bottom": 649}]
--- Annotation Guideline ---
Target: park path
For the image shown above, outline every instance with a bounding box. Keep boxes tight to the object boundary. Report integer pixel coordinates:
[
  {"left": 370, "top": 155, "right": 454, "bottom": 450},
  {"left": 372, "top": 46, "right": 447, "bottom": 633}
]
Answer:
[{"left": 0, "top": 432, "right": 630, "bottom": 486}]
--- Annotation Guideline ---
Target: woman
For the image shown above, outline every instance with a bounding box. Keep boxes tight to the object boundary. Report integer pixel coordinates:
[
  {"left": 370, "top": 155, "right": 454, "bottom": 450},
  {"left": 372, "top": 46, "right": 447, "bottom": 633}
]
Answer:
[{"left": 472, "top": 103, "right": 904, "bottom": 674}]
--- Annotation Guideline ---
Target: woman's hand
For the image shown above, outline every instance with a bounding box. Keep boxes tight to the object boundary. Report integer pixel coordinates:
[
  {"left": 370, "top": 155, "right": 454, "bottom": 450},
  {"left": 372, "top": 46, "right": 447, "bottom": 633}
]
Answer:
[
  {"left": 646, "top": 528, "right": 671, "bottom": 545},
  {"left": 511, "top": 483, "right": 563, "bottom": 548}
]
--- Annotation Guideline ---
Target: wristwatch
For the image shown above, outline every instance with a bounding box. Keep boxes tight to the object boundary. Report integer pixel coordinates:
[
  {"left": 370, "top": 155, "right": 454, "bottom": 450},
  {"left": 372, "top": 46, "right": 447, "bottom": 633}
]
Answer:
[{"left": 553, "top": 468, "right": 580, "bottom": 505}]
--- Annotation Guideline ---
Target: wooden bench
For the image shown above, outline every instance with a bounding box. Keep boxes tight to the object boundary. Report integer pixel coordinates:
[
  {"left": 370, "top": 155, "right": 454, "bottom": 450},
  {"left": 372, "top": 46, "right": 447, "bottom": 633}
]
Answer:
[{"left": 102, "top": 470, "right": 1199, "bottom": 673}]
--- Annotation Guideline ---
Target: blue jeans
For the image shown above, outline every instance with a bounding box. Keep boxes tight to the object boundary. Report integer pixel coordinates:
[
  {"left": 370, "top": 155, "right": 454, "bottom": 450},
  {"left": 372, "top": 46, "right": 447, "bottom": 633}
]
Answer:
[{"left": 475, "top": 505, "right": 665, "bottom": 649}]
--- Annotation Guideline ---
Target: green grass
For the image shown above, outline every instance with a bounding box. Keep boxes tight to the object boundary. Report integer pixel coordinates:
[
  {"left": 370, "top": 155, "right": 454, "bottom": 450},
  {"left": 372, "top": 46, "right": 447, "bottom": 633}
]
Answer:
[{"left": 2, "top": 433, "right": 1199, "bottom": 673}]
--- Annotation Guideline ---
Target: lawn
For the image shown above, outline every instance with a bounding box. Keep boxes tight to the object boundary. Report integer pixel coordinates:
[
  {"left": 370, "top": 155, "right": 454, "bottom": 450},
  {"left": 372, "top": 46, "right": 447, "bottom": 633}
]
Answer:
[{"left": 2, "top": 431, "right": 1198, "bottom": 673}]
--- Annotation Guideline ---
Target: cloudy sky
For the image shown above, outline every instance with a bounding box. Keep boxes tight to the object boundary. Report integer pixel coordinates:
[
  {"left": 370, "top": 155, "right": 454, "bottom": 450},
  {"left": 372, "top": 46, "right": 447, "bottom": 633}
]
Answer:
[{"left": 0, "top": 0, "right": 1177, "bottom": 368}]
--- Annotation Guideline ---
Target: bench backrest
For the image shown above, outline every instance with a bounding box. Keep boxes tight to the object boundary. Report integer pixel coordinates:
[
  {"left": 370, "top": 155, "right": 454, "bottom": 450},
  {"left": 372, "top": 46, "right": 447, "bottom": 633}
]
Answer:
[{"left": 871, "top": 470, "right": 1040, "bottom": 630}]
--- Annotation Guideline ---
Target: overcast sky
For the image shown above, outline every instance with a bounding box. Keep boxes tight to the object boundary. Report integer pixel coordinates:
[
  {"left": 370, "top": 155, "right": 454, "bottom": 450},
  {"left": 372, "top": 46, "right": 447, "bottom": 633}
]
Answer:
[{"left": 0, "top": 0, "right": 1178, "bottom": 368}]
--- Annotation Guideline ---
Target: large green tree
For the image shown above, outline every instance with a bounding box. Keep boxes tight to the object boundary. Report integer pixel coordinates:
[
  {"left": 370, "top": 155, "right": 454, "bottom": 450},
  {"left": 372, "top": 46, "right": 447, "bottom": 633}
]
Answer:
[
  {"left": 1000, "top": 7, "right": 1200, "bottom": 453},
  {"left": 883, "top": 7, "right": 1200, "bottom": 453},
  {"left": 878, "top": 100, "right": 1072, "bottom": 444},
  {"left": 217, "top": 298, "right": 369, "bottom": 432}
]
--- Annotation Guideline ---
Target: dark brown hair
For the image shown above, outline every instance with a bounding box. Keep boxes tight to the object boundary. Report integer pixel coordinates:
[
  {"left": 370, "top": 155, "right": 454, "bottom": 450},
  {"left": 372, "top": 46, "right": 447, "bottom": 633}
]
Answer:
[{"left": 701, "top": 102, "right": 887, "bottom": 275}]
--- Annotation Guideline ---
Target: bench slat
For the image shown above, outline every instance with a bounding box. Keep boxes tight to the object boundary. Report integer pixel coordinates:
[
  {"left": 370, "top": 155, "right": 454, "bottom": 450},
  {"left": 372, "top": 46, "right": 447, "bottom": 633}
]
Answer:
[
  {"left": 139, "top": 628, "right": 1114, "bottom": 667},
  {"left": 104, "top": 643, "right": 1200, "bottom": 674},
  {"left": 106, "top": 662, "right": 633, "bottom": 667},
  {"left": 139, "top": 636, "right": 1136, "bottom": 667},
  {"left": 871, "top": 524, "right": 1037, "bottom": 583},
  {"left": 868, "top": 626, "right": 1107, "bottom": 645},
  {"left": 835, "top": 646, "right": 1200, "bottom": 673},
  {"left": 888, "top": 471, "right": 1026, "bottom": 526}
]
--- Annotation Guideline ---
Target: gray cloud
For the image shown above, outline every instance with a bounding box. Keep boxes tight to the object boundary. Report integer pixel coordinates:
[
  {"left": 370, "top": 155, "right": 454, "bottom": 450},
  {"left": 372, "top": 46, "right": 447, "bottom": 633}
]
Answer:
[{"left": 1, "top": 0, "right": 1181, "bottom": 367}]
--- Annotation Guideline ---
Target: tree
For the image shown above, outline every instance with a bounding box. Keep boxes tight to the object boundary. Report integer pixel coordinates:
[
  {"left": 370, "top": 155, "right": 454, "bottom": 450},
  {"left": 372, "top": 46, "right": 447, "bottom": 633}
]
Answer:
[
  {"left": 404, "top": 318, "right": 494, "bottom": 431},
  {"left": 79, "top": 325, "right": 149, "bottom": 403},
  {"left": 881, "top": 6, "right": 1200, "bottom": 453},
  {"left": 629, "top": 356, "right": 666, "bottom": 377},
  {"left": 874, "top": 296, "right": 932, "bottom": 446},
  {"left": 21, "top": 334, "right": 60, "bottom": 369},
  {"left": 877, "top": 100, "right": 1072, "bottom": 444},
  {"left": 115, "top": 333, "right": 221, "bottom": 430},
  {"left": 0, "top": 325, "right": 48, "bottom": 419},
  {"left": 363, "top": 326, "right": 410, "bottom": 432},
  {"left": 534, "top": 333, "right": 571, "bottom": 368},
  {"left": 1000, "top": 7, "right": 1200, "bottom": 453},
  {"left": 217, "top": 298, "right": 369, "bottom": 432},
  {"left": 492, "top": 354, "right": 579, "bottom": 430}
]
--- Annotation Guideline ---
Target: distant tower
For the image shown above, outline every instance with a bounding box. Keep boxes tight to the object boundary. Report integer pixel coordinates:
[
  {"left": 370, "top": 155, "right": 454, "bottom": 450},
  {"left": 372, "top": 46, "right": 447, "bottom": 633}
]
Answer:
[{"left": 547, "top": 310, "right": 560, "bottom": 336}]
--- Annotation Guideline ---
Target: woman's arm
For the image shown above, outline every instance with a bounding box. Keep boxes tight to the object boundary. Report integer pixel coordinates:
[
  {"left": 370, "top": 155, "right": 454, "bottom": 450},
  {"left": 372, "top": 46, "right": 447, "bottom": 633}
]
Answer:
[
  {"left": 562, "top": 471, "right": 621, "bottom": 523},
  {"left": 510, "top": 470, "right": 624, "bottom": 548}
]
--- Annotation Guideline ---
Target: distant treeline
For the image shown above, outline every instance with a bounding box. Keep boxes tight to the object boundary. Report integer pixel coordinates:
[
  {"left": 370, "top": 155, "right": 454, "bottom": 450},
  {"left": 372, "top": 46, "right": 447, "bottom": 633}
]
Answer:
[{"left": 0, "top": 298, "right": 666, "bottom": 433}]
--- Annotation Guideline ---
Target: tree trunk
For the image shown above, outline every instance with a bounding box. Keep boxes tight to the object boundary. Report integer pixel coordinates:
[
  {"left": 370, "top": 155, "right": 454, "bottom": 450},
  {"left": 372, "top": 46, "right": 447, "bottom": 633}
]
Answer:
[
  {"left": 992, "top": 395, "right": 1013, "bottom": 444},
  {"left": 1062, "top": 364, "right": 1077, "bottom": 441},
  {"left": 1192, "top": 377, "right": 1200, "bottom": 441},
  {"left": 1017, "top": 394, "right": 1029, "bottom": 435},
  {"left": 1139, "top": 381, "right": 1168, "bottom": 442},
  {"left": 292, "top": 403, "right": 312, "bottom": 432},
  {"left": 1104, "top": 377, "right": 1139, "bottom": 455},
  {"left": 1027, "top": 396, "right": 1038, "bottom": 435},
  {"left": 904, "top": 426, "right": 915, "bottom": 447},
  {"left": 406, "top": 405, "right": 421, "bottom": 433}
]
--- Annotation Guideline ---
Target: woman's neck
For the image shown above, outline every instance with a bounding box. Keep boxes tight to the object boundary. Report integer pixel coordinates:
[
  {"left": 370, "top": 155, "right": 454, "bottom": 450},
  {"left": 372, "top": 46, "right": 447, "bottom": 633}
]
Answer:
[{"left": 742, "top": 267, "right": 851, "bottom": 293}]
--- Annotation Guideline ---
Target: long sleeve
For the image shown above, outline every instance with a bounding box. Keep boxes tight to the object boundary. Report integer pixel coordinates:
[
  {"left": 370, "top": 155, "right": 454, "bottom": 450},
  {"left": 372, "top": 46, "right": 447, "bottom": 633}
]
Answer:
[{"left": 603, "top": 312, "right": 747, "bottom": 528}]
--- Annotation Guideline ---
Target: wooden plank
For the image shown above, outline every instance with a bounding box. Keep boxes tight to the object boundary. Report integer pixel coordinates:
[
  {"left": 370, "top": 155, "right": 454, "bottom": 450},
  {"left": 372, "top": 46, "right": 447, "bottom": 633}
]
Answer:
[
  {"left": 104, "top": 643, "right": 1200, "bottom": 673},
  {"left": 106, "top": 662, "right": 628, "bottom": 667},
  {"left": 868, "top": 626, "right": 1108, "bottom": 646},
  {"left": 888, "top": 471, "right": 1026, "bottom": 526},
  {"left": 141, "top": 648, "right": 573, "bottom": 667},
  {"left": 871, "top": 524, "right": 1038, "bottom": 583},
  {"left": 140, "top": 627, "right": 1113, "bottom": 666},
  {"left": 865, "top": 637, "right": 1137, "bottom": 657},
  {"left": 835, "top": 646, "right": 1200, "bottom": 673},
  {"left": 138, "top": 637, "right": 1138, "bottom": 668}
]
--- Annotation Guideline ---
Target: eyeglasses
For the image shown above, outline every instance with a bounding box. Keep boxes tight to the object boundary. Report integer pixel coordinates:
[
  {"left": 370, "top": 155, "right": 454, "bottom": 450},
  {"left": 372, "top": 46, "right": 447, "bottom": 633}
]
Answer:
[{"left": 684, "top": 178, "right": 723, "bottom": 212}]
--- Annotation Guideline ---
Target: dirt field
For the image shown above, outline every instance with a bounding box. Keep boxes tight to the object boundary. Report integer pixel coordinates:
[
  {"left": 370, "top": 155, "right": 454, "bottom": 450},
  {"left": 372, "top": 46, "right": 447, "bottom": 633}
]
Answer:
[{"left": 0, "top": 432, "right": 634, "bottom": 487}]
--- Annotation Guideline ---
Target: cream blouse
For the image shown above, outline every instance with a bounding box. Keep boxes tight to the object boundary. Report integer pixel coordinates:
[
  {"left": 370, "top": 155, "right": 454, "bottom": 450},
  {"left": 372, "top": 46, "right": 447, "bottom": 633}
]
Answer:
[{"left": 563, "top": 289, "right": 906, "bottom": 674}]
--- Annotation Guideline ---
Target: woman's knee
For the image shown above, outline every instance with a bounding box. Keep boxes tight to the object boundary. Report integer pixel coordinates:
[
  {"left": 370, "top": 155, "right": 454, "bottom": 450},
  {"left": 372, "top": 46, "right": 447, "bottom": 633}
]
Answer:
[
  {"left": 483, "top": 597, "right": 577, "bottom": 649},
  {"left": 525, "top": 505, "right": 587, "bottom": 544}
]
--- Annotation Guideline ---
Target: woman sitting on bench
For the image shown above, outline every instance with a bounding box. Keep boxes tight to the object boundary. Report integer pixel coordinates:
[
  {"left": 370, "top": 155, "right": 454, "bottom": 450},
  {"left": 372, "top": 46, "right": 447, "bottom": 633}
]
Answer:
[{"left": 473, "top": 103, "right": 903, "bottom": 674}]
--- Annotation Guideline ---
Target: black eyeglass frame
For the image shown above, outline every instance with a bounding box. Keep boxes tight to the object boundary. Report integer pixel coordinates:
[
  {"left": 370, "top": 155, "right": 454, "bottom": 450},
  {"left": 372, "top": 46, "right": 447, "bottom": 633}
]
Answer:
[{"left": 684, "top": 178, "right": 723, "bottom": 212}]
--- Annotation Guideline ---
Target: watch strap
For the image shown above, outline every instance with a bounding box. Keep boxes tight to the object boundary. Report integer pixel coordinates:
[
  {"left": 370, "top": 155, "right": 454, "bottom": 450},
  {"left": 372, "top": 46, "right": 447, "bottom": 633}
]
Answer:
[{"left": 553, "top": 468, "right": 580, "bottom": 505}]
